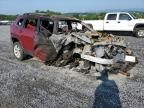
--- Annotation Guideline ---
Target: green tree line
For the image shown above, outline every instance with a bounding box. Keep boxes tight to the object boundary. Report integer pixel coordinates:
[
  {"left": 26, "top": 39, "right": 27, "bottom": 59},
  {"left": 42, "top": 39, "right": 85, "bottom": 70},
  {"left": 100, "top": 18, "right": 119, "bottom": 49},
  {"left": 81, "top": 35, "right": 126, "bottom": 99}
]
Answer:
[
  {"left": 0, "top": 10, "right": 144, "bottom": 21},
  {"left": 35, "top": 10, "right": 62, "bottom": 16},
  {"left": 0, "top": 14, "right": 17, "bottom": 21}
]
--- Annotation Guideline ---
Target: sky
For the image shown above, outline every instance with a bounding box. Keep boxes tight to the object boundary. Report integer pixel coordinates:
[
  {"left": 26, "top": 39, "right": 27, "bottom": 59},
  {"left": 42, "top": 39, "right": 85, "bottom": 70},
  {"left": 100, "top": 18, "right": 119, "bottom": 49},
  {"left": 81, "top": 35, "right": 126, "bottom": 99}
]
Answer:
[{"left": 0, "top": 0, "right": 144, "bottom": 15}]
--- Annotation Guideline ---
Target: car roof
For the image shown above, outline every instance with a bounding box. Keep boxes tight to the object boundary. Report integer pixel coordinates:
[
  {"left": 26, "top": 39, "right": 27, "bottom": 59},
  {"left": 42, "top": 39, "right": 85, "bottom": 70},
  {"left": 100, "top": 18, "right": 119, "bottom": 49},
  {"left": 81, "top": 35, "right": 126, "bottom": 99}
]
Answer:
[
  {"left": 107, "top": 12, "right": 129, "bottom": 14},
  {"left": 21, "top": 13, "right": 80, "bottom": 21}
]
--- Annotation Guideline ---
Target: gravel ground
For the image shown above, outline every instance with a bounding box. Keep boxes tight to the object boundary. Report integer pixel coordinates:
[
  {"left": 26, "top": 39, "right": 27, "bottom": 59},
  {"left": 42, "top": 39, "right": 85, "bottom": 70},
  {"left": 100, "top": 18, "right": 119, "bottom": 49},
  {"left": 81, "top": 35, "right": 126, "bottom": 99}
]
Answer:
[{"left": 0, "top": 25, "right": 144, "bottom": 108}]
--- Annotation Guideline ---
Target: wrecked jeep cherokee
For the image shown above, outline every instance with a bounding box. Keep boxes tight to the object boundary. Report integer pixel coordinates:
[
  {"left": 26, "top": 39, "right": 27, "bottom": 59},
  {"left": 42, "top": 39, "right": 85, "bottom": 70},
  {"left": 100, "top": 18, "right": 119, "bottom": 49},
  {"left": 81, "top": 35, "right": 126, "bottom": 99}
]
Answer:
[{"left": 10, "top": 13, "right": 136, "bottom": 74}]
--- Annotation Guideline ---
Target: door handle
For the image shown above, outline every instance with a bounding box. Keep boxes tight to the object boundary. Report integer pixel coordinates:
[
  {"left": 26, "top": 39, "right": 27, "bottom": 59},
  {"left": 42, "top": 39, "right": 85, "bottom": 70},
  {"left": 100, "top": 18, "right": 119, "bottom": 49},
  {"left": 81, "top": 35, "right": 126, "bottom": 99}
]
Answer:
[
  {"left": 106, "top": 22, "right": 109, "bottom": 23},
  {"left": 117, "top": 21, "right": 120, "bottom": 23}
]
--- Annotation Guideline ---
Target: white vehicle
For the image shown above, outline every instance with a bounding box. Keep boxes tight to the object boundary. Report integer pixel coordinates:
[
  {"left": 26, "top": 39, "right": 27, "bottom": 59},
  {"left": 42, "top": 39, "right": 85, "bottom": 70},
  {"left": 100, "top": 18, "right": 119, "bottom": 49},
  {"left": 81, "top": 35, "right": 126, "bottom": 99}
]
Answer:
[
  {"left": 0, "top": 20, "right": 11, "bottom": 25},
  {"left": 83, "top": 12, "right": 144, "bottom": 37}
]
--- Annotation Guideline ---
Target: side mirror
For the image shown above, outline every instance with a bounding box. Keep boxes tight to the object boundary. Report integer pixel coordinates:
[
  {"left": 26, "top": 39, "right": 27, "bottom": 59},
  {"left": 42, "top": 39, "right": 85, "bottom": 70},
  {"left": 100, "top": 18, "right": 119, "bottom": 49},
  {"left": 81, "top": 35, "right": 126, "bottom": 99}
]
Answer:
[{"left": 128, "top": 17, "right": 132, "bottom": 21}]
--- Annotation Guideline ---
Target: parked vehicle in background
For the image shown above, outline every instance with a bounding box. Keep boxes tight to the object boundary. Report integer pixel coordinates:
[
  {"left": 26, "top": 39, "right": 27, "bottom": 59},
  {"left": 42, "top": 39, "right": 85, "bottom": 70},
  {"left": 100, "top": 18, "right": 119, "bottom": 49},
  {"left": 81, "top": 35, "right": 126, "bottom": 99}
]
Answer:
[
  {"left": 0, "top": 20, "right": 13, "bottom": 25},
  {"left": 83, "top": 12, "right": 144, "bottom": 37}
]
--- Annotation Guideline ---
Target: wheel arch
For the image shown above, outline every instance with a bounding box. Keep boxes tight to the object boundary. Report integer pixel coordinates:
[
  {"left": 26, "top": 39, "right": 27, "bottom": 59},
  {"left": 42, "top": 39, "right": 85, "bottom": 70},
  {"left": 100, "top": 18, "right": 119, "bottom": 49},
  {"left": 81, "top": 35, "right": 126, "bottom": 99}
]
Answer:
[
  {"left": 133, "top": 23, "right": 144, "bottom": 31},
  {"left": 11, "top": 36, "right": 25, "bottom": 52},
  {"left": 11, "top": 37, "right": 19, "bottom": 43}
]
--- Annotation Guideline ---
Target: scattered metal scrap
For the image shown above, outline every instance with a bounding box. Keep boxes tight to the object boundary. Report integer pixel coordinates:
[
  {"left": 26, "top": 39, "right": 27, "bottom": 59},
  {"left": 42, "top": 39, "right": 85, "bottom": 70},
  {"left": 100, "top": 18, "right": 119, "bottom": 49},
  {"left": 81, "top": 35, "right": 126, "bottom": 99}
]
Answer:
[{"left": 37, "top": 18, "right": 137, "bottom": 75}]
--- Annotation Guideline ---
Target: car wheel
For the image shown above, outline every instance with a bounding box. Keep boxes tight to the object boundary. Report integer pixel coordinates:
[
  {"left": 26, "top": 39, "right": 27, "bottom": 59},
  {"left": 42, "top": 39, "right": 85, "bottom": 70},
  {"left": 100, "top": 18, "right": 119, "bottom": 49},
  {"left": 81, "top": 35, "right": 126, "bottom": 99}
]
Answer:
[
  {"left": 13, "top": 42, "right": 25, "bottom": 60},
  {"left": 135, "top": 27, "right": 144, "bottom": 38}
]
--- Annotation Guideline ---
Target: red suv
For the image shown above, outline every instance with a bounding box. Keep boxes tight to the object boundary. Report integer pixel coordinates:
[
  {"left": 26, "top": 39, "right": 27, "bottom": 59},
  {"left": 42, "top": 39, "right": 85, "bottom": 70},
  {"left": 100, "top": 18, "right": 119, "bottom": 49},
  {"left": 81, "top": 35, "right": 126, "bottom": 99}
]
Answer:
[{"left": 10, "top": 13, "right": 94, "bottom": 63}]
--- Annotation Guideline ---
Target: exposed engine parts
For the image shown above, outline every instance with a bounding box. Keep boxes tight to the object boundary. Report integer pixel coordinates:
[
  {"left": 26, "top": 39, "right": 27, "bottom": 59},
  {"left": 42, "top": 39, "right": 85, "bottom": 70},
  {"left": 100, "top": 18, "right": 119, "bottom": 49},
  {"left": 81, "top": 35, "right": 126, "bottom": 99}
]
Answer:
[{"left": 46, "top": 31, "right": 137, "bottom": 75}]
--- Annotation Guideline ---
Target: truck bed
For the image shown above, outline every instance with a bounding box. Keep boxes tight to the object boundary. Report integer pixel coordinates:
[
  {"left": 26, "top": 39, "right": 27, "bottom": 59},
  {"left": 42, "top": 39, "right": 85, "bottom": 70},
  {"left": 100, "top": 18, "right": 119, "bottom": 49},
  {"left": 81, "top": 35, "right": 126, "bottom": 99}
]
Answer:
[{"left": 83, "top": 20, "right": 104, "bottom": 31}]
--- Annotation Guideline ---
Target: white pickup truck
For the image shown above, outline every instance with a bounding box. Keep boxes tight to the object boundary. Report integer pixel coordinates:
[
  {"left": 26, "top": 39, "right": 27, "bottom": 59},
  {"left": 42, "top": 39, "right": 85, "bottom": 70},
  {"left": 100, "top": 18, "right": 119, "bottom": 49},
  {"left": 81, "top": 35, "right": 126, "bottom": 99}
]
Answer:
[{"left": 83, "top": 12, "right": 144, "bottom": 37}]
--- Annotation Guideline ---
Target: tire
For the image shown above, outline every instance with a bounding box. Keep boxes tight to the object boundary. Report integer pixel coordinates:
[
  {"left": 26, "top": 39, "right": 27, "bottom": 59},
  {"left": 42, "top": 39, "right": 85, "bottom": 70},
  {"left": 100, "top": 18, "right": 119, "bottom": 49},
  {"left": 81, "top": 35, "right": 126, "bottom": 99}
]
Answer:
[
  {"left": 13, "top": 42, "right": 25, "bottom": 60},
  {"left": 135, "top": 27, "right": 144, "bottom": 38}
]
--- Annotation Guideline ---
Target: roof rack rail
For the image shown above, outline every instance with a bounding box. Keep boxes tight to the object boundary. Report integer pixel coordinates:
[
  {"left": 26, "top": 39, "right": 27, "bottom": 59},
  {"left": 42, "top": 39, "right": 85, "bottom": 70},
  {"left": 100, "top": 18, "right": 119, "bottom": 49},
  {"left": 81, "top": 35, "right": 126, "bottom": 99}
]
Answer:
[
  {"left": 51, "top": 15, "right": 79, "bottom": 20},
  {"left": 23, "top": 13, "right": 49, "bottom": 16}
]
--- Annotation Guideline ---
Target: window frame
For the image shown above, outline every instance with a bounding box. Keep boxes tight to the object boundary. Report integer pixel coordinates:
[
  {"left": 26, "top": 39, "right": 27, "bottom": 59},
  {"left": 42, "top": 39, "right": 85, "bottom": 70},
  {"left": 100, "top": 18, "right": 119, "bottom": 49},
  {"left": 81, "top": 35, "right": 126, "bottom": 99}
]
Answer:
[
  {"left": 17, "top": 18, "right": 25, "bottom": 27},
  {"left": 39, "top": 18, "right": 54, "bottom": 33},
  {"left": 106, "top": 14, "right": 117, "bottom": 20},
  {"left": 119, "top": 13, "right": 132, "bottom": 20},
  {"left": 24, "top": 17, "right": 38, "bottom": 28}
]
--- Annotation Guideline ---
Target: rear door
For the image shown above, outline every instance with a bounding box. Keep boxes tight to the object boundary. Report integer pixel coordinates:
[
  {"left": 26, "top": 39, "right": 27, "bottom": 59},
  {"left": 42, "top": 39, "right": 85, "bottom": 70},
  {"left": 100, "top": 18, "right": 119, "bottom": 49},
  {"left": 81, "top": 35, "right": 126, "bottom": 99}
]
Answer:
[{"left": 104, "top": 13, "right": 118, "bottom": 31}]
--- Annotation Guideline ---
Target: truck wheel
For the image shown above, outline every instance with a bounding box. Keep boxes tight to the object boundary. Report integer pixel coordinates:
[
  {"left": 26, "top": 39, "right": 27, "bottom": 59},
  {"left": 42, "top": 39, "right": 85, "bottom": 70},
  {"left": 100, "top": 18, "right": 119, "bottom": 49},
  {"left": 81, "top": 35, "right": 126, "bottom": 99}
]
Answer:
[
  {"left": 13, "top": 42, "right": 25, "bottom": 60},
  {"left": 135, "top": 27, "right": 144, "bottom": 38}
]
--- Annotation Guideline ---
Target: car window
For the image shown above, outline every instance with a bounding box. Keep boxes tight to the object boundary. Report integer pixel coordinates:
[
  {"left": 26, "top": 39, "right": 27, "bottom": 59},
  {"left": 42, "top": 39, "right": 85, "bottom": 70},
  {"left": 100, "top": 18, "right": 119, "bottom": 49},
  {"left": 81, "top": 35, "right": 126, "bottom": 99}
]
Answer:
[
  {"left": 58, "top": 20, "right": 83, "bottom": 33},
  {"left": 119, "top": 14, "right": 131, "bottom": 20},
  {"left": 17, "top": 18, "right": 24, "bottom": 27},
  {"left": 57, "top": 20, "right": 68, "bottom": 33},
  {"left": 24, "top": 18, "right": 37, "bottom": 28},
  {"left": 107, "top": 14, "right": 117, "bottom": 20},
  {"left": 72, "top": 22, "right": 82, "bottom": 30},
  {"left": 58, "top": 21, "right": 68, "bottom": 29},
  {"left": 40, "top": 19, "right": 54, "bottom": 33}
]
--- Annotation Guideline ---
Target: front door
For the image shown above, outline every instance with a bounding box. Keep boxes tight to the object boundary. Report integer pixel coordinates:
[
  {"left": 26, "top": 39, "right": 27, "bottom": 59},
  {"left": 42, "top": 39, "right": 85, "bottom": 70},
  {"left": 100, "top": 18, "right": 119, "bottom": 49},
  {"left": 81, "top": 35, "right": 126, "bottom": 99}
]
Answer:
[
  {"left": 116, "top": 13, "right": 133, "bottom": 31},
  {"left": 21, "top": 18, "right": 37, "bottom": 53}
]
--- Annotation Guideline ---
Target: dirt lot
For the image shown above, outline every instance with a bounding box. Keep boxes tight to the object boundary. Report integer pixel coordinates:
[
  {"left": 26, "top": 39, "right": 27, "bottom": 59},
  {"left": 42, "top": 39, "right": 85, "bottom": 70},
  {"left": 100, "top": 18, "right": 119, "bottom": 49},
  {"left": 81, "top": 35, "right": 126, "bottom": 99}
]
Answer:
[{"left": 0, "top": 25, "right": 144, "bottom": 108}]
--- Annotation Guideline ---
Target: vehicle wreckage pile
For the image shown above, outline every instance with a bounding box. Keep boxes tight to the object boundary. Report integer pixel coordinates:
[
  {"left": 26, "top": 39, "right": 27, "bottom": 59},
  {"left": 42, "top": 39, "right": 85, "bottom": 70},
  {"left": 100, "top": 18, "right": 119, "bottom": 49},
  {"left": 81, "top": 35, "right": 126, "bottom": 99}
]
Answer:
[
  {"left": 33, "top": 17, "right": 137, "bottom": 73},
  {"left": 36, "top": 21, "right": 137, "bottom": 75},
  {"left": 10, "top": 14, "right": 137, "bottom": 76}
]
